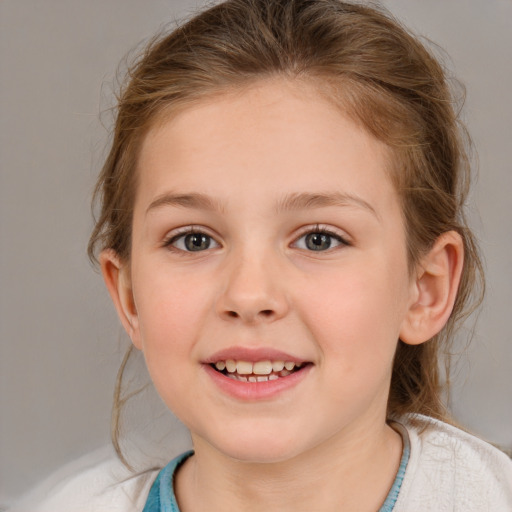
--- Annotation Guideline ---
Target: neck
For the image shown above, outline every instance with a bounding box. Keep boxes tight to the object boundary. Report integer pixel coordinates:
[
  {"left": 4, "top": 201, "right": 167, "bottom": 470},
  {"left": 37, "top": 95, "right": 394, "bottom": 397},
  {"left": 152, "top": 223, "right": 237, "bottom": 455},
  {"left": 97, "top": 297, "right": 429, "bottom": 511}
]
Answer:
[{"left": 175, "top": 418, "right": 403, "bottom": 512}]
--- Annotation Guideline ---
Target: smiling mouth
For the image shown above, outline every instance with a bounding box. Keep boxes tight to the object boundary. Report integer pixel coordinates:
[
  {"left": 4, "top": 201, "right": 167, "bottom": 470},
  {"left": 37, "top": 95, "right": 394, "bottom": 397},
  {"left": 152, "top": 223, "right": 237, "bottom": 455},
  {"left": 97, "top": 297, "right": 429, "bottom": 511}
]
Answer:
[{"left": 210, "top": 359, "right": 308, "bottom": 382}]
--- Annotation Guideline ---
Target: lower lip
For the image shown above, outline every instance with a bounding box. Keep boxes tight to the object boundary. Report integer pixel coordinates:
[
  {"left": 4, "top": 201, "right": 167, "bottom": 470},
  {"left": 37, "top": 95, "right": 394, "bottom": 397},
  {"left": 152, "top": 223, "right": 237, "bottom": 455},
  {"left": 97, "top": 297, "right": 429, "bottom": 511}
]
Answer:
[{"left": 203, "top": 364, "right": 312, "bottom": 401}]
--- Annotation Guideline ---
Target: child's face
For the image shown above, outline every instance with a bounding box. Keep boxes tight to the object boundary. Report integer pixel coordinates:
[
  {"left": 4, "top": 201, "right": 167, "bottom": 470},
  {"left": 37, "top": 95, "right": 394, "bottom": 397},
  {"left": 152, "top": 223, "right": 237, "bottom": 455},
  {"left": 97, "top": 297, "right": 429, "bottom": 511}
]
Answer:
[{"left": 125, "top": 79, "right": 417, "bottom": 462}]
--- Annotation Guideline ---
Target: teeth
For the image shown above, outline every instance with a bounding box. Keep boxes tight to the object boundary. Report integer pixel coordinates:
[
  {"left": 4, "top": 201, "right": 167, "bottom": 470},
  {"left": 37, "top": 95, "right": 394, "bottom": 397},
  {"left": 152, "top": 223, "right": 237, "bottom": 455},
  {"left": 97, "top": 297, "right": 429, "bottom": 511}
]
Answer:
[
  {"left": 225, "top": 359, "right": 237, "bottom": 373},
  {"left": 213, "top": 358, "right": 305, "bottom": 380},
  {"left": 272, "top": 361, "right": 285, "bottom": 372},
  {"left": 253, "top": 360, "right": 273, "bottom": 375},
  {"left": 236, "top": 361, "right": 253, "bottom": 375}
]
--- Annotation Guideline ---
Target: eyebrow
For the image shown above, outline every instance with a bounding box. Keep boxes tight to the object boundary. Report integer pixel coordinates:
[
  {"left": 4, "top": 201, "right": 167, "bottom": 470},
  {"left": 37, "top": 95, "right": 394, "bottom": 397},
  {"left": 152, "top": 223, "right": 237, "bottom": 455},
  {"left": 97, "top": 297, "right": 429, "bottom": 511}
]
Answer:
[
  {"left": 274, "top": 192, "right": 379, "bottom": 219},
  {"left": 146, "top": 191, "right": 378, "bottom": 219},
  {"left": 146, "top": 193, "right": 225, "bottom": 215}
]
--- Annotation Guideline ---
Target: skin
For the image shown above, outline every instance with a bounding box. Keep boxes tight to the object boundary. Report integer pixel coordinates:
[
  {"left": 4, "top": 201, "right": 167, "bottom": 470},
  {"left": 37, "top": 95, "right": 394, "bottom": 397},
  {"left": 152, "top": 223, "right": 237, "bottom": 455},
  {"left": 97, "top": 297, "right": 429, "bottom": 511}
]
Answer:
[{"left": 101, "top": 78, "right": 463, "bottom": 511}]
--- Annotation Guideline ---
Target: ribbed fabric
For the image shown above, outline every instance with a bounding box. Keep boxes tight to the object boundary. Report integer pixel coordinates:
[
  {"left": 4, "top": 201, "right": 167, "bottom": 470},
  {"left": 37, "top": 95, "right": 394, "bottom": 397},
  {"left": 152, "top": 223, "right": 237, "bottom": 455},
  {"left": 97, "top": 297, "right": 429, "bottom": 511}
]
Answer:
[
  {"left": 142, "top": 451, "right": 193, "bottom": 512},
  {"left": 378, "top": 422, "right": 410, "bottom": 511}
]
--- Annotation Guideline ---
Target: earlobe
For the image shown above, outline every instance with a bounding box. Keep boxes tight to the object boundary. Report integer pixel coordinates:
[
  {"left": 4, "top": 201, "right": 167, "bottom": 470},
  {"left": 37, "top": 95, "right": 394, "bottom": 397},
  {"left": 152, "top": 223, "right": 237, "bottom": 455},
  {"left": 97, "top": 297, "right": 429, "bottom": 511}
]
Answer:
[
  {"left": 400, "top": 231, "right": 464, "bottom": 345},
  {"left": 99, "top": 249, "right": 142, "bottom": 350}
]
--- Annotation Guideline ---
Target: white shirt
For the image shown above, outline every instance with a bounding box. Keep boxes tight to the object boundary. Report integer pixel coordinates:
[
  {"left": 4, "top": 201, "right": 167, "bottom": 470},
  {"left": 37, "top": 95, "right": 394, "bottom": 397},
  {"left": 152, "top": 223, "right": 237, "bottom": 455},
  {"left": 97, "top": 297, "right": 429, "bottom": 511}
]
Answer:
[
  {"left": 9, "top": 415, "right": 512, "bottom": 511},
  {"left": 393, "top": 416, "right": 512, "bottom": 511}
]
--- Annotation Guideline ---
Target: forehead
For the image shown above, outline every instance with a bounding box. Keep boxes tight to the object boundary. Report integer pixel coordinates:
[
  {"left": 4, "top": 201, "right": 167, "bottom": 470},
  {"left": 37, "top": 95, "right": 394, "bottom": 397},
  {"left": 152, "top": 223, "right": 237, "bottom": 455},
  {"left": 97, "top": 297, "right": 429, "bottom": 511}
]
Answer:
[{"left": 135, "top": 78, "right": 398, "bottom": 217}]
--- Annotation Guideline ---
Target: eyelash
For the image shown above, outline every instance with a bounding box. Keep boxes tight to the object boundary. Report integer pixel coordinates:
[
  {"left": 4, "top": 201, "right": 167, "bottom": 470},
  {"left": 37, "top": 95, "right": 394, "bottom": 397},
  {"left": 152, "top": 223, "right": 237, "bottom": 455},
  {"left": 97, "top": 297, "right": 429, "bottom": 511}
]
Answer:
[
  {"left": 163, "top": 224, "right": 350, "bottom": 254},
  {"left": 292, "top": 224, "right": 350, "bottom": 251},
  {"left": 163, "top": 226, "right": 219, "bottom": 255}
]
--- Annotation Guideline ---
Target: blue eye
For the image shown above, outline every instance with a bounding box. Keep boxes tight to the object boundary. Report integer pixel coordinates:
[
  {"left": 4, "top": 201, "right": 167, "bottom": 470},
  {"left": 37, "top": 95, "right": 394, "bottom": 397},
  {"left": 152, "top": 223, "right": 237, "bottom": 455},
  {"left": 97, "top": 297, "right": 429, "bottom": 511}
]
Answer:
[
  {"left": 166, "top": 231, "right": 219, "bottom": 252},
  {"left": 294, "top": 229, "right": 348, "bottom": 252}
]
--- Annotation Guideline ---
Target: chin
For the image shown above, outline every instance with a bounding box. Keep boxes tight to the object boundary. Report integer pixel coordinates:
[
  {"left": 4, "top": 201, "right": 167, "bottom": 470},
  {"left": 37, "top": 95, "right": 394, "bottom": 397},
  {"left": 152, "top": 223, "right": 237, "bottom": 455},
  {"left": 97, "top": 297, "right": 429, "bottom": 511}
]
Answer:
[
  {"left": 222, "top": 445, "right": 301, "bottom": 464},
  {"left": 200, "top": 427, "right": 313, "bottom": 464}
]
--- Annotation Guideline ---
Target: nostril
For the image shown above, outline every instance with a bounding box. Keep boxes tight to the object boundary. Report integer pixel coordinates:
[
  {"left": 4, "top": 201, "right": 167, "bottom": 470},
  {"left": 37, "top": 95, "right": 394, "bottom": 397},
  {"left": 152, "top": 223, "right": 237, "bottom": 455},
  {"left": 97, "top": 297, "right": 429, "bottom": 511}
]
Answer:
[{"left": 222, "top": 308, "right": 277, "bottom": 321}]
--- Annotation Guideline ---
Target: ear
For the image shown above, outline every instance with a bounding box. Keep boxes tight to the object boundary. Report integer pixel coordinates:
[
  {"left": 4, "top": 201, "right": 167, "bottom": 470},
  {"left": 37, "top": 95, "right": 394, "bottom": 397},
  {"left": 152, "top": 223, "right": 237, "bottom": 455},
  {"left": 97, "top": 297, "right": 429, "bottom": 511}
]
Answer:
[
  {"left": 400, "top": 231, "right": 464, "bottom": 345},
  {"left": 99, "top": 249, "right": 142, "bottom": 350}
]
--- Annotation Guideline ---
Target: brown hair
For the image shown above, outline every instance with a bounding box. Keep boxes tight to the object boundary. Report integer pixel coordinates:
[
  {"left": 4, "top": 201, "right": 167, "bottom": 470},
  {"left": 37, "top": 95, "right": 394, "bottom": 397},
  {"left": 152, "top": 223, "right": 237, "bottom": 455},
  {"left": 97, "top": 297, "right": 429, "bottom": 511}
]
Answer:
[{"left": 88, "top": 0, "right": 484, "bottom": 463}]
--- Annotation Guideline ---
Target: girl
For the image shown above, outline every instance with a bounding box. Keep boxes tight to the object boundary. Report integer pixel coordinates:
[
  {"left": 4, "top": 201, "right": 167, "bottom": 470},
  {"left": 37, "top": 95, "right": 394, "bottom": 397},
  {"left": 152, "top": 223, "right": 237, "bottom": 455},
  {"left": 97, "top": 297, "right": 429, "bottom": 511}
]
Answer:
[{"left": 11, "top": 0, "right": 512, "bottom": 510}]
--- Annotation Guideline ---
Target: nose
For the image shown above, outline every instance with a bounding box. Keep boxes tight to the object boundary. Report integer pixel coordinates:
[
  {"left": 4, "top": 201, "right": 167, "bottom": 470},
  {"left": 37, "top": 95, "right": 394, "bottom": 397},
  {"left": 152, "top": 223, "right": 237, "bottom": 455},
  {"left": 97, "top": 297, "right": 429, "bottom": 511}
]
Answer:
[{"left": 216, "top": 250, "right": 289, "bottom": 324}]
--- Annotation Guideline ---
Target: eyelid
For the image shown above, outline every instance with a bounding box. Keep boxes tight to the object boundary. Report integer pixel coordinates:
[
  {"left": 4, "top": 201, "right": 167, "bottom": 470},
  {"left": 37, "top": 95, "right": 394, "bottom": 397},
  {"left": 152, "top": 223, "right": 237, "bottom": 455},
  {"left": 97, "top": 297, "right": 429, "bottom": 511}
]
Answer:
[
  {"left": 291, "top": 224, "right": 351, "bottom": 249},
  {"left": 163, "top": 225, "right": 221, "bottom": 251},
  {"left": 161, "top": 223, "right": 350, "bottom": 252}
]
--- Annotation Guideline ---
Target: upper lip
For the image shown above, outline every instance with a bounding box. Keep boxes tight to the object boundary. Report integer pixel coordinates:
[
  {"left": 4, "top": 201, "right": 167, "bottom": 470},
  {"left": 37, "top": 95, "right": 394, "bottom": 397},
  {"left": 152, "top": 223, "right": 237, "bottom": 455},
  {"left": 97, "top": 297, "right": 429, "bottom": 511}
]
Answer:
[{"left": 203, "top": 346, "right": 307, "bottom": 364}]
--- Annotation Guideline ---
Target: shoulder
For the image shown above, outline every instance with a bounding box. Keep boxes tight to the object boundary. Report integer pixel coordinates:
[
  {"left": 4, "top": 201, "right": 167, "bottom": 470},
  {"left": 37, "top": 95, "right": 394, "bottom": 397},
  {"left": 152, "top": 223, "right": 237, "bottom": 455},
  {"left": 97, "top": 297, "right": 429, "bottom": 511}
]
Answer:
[
  {"left": 394, "top": 414, "right": 512, "bottom": 511},
  {"left": 8, "top": 446, "right": 160, "bottom": 512}
]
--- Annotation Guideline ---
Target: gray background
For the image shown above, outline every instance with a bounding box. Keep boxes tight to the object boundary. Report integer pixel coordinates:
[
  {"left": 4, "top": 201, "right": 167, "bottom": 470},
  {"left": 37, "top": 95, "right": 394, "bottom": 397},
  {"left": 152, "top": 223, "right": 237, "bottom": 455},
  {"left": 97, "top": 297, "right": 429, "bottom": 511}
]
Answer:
[{"left": 1, "top": 0, "right": 511, "bottom": 507}]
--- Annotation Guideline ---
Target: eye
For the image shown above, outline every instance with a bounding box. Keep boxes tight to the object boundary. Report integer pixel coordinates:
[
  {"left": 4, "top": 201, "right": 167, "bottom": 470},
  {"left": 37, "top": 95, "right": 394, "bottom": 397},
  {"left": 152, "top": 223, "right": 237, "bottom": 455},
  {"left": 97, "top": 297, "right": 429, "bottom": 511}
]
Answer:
[
  {"left": 165, "top": 229, "right": 220, "bottom": 252},
  {"left": 293, "top": 227, "right": 348, "bottom": 252}
]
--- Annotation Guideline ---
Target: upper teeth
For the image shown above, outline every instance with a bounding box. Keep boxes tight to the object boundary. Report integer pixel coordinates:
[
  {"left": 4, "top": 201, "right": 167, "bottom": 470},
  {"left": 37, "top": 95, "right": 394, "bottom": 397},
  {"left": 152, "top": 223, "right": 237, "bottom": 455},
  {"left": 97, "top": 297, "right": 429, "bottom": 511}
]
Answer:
[{"left": 215, "top": 359, "right": 300, "bottom": 375}]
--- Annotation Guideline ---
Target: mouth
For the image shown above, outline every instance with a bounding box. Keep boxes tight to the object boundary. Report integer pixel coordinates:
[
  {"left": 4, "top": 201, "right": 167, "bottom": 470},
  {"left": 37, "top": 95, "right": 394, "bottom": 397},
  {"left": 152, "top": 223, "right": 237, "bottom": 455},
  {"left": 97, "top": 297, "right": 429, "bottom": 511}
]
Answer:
[{"left": 210, "top": 359, "right": 309, "bottom": 382}]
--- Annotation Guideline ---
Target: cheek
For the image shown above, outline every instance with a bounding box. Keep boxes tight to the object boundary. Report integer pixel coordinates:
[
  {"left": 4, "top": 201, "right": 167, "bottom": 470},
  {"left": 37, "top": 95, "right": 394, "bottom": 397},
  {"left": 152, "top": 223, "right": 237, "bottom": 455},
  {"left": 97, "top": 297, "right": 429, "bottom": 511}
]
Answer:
[
  {"left": 297, "top": 257, "right": 409, "bottom": 361},
  {"left": 131, "top": 267, "right": 216, "bottom": 418},
  {"left": 132, "top": 265, "right": 213, "bottom": 362}
]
